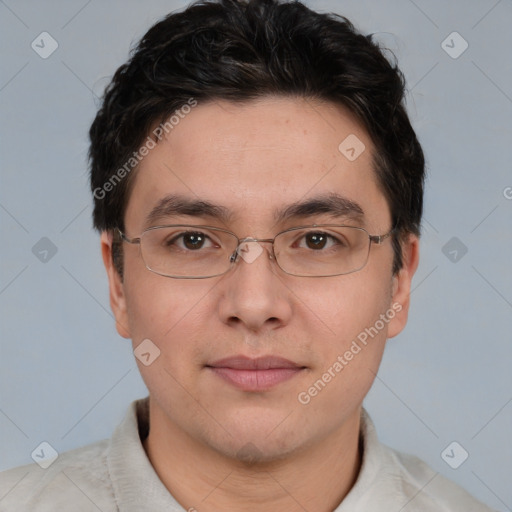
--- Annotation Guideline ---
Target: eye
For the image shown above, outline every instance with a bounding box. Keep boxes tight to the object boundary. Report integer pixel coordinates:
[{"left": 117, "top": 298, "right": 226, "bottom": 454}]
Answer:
[
  {"left": 298, "top": 231, "right": 341, "bottom": 250},
  {"left": 167, "top": 231, "right": 216, "bottom": 251}
]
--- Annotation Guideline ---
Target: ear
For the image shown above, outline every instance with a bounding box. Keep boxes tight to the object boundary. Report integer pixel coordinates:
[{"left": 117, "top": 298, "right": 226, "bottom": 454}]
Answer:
[
  {"left": 387, "top": 234, "right": 420, "bottom": 339},
  {"left": 100, "top": 231, "right": 131, "bottom": 339}
]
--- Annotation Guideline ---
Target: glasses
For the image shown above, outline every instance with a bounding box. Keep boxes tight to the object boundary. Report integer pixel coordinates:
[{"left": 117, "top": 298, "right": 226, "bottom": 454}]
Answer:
[{"left": 117, "top": 224, "right": 395, "bottom": 279}]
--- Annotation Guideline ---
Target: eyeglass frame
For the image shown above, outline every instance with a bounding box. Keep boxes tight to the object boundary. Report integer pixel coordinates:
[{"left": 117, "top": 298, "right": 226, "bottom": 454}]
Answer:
[{"left": 116, "top": 223, "right": 396, "bottom": 279}]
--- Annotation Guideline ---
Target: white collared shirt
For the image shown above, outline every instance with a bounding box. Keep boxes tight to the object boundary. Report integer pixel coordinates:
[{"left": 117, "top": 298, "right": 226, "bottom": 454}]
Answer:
[{"left": 0, "top": 397, "right": 495, "bottom": 511}]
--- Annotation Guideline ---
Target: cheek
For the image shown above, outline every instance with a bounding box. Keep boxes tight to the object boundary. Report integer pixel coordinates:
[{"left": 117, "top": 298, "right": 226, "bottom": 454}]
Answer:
[
  {"left": 123, "top": 270, "right": 233, "bottom": 359},
  {"left": 297, "top": 270, "right": 394, "bottom": 343},
  {"left": 123, "top": 258, "right": 206, "bottom": 334},
  {"left": 123, "top": 277, "right": 215, "bottom": 399},
  {"left": 295, "top": 270, "right": 393, "bottom": 382},
  {"left": 122, "top": 268, "right": 214, "bottom": 368},
  {"left": 294, "top": 277, "right": 393, "bottom": 423}
]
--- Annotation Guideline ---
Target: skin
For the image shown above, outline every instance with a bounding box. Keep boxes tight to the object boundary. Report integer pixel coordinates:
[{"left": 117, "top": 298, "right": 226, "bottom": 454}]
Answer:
[{"left": 101, "top": 97, "right": 419, "bottom": 511}]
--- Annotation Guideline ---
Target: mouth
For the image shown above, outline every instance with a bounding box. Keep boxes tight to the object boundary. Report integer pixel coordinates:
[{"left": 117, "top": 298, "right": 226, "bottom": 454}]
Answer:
[{"left": 205, "top": 356, "right": 307, "bottom": 391}]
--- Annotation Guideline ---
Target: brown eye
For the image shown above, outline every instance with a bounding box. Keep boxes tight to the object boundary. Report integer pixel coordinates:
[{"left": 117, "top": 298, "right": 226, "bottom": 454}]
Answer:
[
  {"left": 299, "top": 231, "right": 343, "bottom": 251},
  {"left": 182, "top": 232, "right": 206, "bottom": 250},
  {"left": 305, "top": 233, "right": 328, "bottom": 250},
  {"left": 165, "top": 231, "right": 214, "bottom": 251}
]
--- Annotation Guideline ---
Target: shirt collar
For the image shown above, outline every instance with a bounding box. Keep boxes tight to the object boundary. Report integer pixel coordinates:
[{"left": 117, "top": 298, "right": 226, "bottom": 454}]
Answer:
[
  {"left": 107, "top": 397, "right": 184, "bottom": 511},
  {"left": 334, "top": 408, "right": 392, "bottom": 510}
]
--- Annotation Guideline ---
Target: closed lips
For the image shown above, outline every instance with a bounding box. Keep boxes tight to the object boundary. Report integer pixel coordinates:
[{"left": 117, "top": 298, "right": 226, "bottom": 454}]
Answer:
[
  {"left": 206, "top": 356, "right": 306, "bottom": 391},
  {"left": 206, "top": 355, "right": 305, "bottom": 370}
]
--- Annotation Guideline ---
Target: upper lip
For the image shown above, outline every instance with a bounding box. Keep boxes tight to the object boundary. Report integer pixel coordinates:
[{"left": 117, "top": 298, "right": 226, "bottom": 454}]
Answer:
[{"left": 207, "top": 356, "right": 304, "bottom": 370}]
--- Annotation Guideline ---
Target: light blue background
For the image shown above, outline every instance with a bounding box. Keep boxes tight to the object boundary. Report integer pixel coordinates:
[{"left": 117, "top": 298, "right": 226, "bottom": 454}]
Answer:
[{"left": 1, "top": 1, "right": 511, "bottom": 509}]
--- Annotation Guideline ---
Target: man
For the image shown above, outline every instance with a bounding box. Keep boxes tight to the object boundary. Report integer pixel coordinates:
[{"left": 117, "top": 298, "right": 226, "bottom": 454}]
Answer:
[{"left": 0, "top": 0, "right": 496, "bottom": 510}]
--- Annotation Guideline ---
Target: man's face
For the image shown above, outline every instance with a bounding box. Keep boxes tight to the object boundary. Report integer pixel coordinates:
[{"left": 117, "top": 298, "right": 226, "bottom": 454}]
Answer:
[{"left": 103, "top": 97, "right": 417, "bottom": 461}]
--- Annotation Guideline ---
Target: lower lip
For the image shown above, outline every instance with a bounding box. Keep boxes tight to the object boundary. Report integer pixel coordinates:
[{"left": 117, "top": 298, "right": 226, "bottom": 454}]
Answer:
[{"left": 208, "top": 367, "right": 304, "bottom": 391}]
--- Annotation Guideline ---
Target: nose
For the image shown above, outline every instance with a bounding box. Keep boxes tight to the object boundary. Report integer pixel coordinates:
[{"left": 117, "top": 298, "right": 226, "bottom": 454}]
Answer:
[{"left": 217, "top": 241, "right": 293, "bottom": 333}]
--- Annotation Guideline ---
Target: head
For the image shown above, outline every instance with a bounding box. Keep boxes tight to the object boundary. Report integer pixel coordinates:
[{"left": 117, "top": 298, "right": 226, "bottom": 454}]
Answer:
[{"left": 90, "top": 0, "right": 423, "bottom": 462}]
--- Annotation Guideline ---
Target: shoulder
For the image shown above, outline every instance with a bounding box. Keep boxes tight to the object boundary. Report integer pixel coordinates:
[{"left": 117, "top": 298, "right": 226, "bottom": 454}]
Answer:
[
  {"left": 349, "top": 410, "right": 497, "bottom": 511},
  {"left": 385, "top": 445, "right": 496, "bottom": 511},
  {"left": 0, "top": 439, "right": 117, "bottom": 512}
]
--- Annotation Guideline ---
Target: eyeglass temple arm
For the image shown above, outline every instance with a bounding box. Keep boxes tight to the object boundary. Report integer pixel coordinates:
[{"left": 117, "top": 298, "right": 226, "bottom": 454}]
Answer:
[
  {"left": 369, "top": 226, "right": 397, "bottom": 245},
  {"left": 117, "top": 228, "right": 141, "bottom": 245}
]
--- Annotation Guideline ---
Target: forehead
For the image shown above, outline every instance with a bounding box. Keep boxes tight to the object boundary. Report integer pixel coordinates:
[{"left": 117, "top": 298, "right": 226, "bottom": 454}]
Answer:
[{"left": 125, "top": 97, "right": 390, "bottom": 231}]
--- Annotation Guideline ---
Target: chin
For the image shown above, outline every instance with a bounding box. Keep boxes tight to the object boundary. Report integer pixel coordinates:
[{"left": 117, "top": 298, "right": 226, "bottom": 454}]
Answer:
[
  {"left": 199, "top": 419, "right": 308, "bottom": 466},
  {"left": 220, "top": 438, "right": 300, "bottom": 466}
]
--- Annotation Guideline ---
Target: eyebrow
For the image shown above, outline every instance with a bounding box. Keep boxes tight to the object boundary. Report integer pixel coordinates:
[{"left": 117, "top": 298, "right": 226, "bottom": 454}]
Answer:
[
  {"left": 144, "top": 192, "right": 364, "bottom": 228},
  {"left": 274, "top": 193, "right": 364, "bottom": 224},
  {"left": 144, "top": 194, "right": 233, "bottom": 227}
]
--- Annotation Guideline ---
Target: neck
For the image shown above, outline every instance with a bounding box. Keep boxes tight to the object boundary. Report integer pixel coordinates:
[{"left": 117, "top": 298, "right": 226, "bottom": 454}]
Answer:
[{"left": 142, "top": 399, "right": 363, "bottom": 512}]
